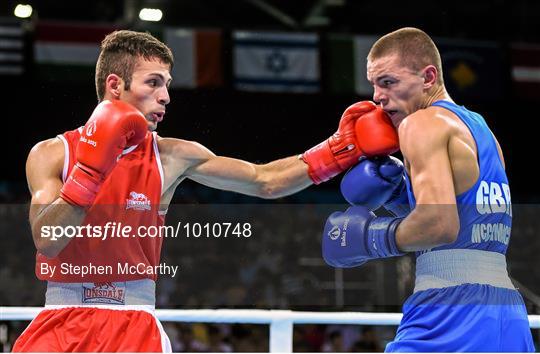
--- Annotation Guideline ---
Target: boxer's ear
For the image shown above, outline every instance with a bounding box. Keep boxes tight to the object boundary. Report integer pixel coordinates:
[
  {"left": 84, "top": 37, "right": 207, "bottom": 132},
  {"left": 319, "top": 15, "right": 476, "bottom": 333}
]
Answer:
[
  {"left": 106, "top": 74, "right": 122, "bottom": 98},
  {"left": 421, "top": 65, "right": 438, "bottom": 89}
]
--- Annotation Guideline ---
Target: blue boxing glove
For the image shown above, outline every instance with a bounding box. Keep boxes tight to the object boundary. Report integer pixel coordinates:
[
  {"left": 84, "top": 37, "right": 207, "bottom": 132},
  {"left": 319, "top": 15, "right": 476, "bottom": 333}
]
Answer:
[
  {"left": 383, "top": 175, "right": 410, "bottom": 217},
  {"left": 341, "top": 157, "right": 411, "bottom": 217},
  {"left": 322, "top": 206, "right": 404, "bottom": 268}
]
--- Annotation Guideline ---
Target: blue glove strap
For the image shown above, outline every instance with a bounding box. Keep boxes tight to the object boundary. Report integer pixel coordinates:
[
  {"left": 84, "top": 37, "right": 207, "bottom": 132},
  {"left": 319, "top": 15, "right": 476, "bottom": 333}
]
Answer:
[
  {"left": 384, "top": 180, "right": 411, "bottom": 217},
  {"left": 367, "top": 217, "right": 404, "bottom": 258},
  {"left": 385, "top": 201, "right": 411, "bottom": 218}
]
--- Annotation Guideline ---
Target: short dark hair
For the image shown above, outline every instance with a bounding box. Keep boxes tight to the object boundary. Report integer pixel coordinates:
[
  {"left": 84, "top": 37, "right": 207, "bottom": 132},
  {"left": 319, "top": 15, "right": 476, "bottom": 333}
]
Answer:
[
  {"left": 95, "top": 30, "right": 174, "bottom": 101},
  {"left": 368, "top": 27, "right": 443, "bottom": 85}
]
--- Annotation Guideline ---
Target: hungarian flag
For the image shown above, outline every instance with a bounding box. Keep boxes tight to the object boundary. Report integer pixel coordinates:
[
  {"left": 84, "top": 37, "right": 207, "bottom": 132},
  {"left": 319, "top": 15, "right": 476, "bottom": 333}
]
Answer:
[
  {"left": 510, "top": 43, "right": 540, "bottom": 100},
  {"left": 164, "top": 28, "right": 223, "bottom": 89},
  {"left": 34, "top": 21, "right": 117, "bottom": 83},
  {"left": 233, "top": 31, "right": 320, "bottom": 93}
]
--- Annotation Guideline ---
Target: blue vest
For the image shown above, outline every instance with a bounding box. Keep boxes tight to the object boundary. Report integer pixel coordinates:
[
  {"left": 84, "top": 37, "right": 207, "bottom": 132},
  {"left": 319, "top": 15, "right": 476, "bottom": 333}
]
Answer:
[{"left": 404, "top": 100, "right": 512, "bottom": 256}]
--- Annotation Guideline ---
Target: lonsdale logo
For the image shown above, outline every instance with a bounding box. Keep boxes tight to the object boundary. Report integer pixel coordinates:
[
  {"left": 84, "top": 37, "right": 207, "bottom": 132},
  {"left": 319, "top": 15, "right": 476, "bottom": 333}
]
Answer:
[
  {"left": 82, "top": 282, "right": 125, "bottom": 305},
  {"left": 126, "top": 191, "right": 152, "bottom": 211}
]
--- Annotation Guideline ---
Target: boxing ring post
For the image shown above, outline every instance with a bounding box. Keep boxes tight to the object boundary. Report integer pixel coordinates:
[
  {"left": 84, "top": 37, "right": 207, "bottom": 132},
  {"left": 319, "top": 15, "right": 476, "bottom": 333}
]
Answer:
[
  {"left": 268, "top": 311, "right": 294, "bottom": 352},
  {"left": 2, "top": 307, "right": 539, "bottom": 352}
]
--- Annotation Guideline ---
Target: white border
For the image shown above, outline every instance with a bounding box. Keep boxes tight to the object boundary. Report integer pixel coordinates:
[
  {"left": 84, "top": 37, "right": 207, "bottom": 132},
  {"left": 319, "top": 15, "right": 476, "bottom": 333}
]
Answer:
[
  {"left": 152, "top": 132, "right": 165, "bottom": 195},
  {"left": 56, "top": 134, "right": 70, "bottom": 183}
]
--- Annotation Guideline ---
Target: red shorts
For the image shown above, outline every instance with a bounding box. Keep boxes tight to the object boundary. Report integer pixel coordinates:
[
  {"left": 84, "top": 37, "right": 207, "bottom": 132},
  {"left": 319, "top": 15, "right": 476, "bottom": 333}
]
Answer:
[{"left": 13, "top": 307, "right": 171, "bottom": 352}]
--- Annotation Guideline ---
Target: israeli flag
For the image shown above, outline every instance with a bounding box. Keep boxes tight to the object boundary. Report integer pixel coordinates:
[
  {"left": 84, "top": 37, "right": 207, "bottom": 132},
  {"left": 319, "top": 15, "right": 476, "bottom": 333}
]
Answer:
[{"left": 233, "top": 31, "right": 320, "bottom": 93}]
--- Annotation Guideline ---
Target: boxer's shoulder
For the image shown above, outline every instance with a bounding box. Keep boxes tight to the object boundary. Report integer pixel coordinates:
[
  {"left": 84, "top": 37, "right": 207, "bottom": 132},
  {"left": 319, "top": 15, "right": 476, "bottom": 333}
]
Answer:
[
  {"left": 26, "top": 138, "right": 65, "bottom": 205},
  {"left": 155, "top": 135, "right": 215, "bottom": 186},
  {"left": 398, "top": 108, "right": 453, "bottom": 155},
  {"left": 400, "top": 106, "right": 458, "bottom": 132},
  {"left": 29, "top": 136, "right": 64, "bottom": 155},
  {"left": 27, "top": 137, "right": 64, "bottom": 177},
  {"left": 156, "top": 135, "right": 214, "bottom": 163}
]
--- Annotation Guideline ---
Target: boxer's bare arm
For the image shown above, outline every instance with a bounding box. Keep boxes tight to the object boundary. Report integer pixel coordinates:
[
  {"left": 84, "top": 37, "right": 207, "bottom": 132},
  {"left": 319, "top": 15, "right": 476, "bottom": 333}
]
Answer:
[
  {"left": 395, "top": 110, "right": 460, "bottom": 251},
  {"left": 158, "top": 137, "right": 312, "bottom": 199},
  {"left": 26, "top": 138, "right": 85, "bottom": 258}
]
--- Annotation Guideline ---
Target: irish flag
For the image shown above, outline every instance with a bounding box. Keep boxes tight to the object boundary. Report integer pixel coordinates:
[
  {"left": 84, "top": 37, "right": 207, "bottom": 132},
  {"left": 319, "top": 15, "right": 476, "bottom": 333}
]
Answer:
[{"left": 164, "top": 28, "right": 223, "bottom": 89}]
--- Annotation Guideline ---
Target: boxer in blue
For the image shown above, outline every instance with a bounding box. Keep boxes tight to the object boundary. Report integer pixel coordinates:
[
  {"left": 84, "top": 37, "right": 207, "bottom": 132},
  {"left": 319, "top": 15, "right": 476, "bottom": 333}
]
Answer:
[{"left": 322, "top": 27, "right": 535, "bottom": 352}]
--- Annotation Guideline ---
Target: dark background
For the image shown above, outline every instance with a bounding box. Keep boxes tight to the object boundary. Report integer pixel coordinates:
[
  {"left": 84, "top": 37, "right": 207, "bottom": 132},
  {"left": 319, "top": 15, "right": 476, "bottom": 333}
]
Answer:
[
  {"left": 1, "top": 1, "right": 540, "bottom": 351},
  {"left": 1, "top": 0, "right": 540, "bottom": 202}
]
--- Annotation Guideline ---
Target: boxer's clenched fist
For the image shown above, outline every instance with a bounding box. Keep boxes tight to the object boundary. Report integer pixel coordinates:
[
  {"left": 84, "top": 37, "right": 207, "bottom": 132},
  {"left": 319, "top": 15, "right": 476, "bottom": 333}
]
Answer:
[
  {"left": 302, "top": 101, "right": 399, "bottom": 184},
  {"left": 60, "top": 100, "right": 147, "bottom": 208}
]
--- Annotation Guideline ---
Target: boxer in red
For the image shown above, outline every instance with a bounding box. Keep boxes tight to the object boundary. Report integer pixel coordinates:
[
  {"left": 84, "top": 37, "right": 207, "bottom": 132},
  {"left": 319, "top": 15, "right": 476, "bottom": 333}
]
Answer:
[{"left": 14, "top": 30, "right": 398, "bottom": 352}]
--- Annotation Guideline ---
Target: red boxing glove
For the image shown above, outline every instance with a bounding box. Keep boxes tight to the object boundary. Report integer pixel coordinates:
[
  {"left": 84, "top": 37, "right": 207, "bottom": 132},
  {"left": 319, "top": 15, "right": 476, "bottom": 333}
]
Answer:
[
  {"left": 60, "top": 100, "right": 148, "bottom": 208},
  {"left": 302, "top": 101, "right": 398, "bottom": 184}
]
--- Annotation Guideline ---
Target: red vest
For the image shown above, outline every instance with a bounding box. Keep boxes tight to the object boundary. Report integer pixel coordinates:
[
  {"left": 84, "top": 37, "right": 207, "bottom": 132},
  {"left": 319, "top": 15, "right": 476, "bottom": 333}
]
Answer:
[{"left": 36, "top": 128, "right": 165, "bottom": 282}]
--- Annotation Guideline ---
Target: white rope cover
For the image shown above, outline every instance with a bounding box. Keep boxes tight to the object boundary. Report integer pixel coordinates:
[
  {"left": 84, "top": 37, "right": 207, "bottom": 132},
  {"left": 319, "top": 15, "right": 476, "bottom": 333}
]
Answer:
[{"left": 2, "top": 307, "right": 539, "bottom": 352}]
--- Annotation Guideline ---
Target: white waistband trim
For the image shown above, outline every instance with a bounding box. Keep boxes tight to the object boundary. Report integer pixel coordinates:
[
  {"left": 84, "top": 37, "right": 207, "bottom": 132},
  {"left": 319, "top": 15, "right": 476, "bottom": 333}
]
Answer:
[
  {"left": 414, "top": 249, "right": 515, "bottom": 292},
  {"left": 44, "top": 304, "right": 156, "bottom": 313},
  {"left": 45, "top": 279, "right": 156, "bottom": 306}
]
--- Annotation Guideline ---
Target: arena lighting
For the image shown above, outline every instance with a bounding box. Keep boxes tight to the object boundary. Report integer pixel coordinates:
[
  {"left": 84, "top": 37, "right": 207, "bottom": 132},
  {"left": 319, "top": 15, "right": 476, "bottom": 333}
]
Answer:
[
  {"left": 139, "top": 8, "right": 163, "bottom": 22},
  {"left": 14, "top": 4, "right": 33, "bottom": 18}
]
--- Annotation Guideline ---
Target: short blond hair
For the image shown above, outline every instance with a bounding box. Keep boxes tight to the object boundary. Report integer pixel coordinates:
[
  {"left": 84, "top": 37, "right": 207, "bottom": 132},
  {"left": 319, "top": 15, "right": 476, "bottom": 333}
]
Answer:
[{"left": 368, "top": 27, "right": 443, "bottom": 85}]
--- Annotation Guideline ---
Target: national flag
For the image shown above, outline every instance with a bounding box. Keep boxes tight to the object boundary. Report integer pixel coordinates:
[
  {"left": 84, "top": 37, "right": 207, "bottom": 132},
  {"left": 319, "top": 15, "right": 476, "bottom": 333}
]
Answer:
[
  {"left": 233, "top": 31, "right": 320, "bottom": 93},
  {"left": 0, "top": 18, "right": 25, "bottom": 76},
  {"left": 164, "top": 28, "right": 223, "bottom": 89},
  {"left": 436, "top": 38, "right": 504, "bottom": 100},
  {"left": 34, "top": 21, "right": 117, "bottom": 83},
  {"left": 510, "top": 43, "right": 540, "bottom": 100},
  {"left": 326, "top": 34, "right": 377, "bottom": 96}
]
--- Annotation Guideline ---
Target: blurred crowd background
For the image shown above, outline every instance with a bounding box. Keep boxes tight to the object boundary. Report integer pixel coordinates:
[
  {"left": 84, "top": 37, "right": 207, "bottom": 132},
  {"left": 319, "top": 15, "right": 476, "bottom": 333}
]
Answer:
[{"left": 1, "top": 0, "right": 540, "bottom": 351}]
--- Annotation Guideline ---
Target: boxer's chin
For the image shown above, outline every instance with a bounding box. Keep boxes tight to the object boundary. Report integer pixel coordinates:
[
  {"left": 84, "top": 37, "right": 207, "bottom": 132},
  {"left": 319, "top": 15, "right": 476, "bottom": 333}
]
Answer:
[
  {"left": 146, "top": 120, "right": 157, "bottom": 131},
  {"left": 389, "top": 112, "right": 405, "bottom": 128}
]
